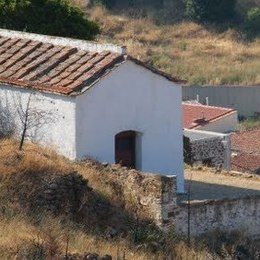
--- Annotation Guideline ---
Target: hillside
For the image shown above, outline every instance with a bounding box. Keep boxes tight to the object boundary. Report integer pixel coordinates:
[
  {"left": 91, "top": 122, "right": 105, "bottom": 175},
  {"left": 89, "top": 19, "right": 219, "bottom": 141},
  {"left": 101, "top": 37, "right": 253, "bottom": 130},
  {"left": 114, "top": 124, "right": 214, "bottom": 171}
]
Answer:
[
  {"left": 85, "top": 5, "right": 260, "bottom": 85},
  {"left": 0, "top": 139, "right": 206, "bottom": 259},
  {"left": 86, "top": 0, "right": 260, "bottom": 23},
  {"left": 0, "top": 139, "right": 259, "bottom": 259}
]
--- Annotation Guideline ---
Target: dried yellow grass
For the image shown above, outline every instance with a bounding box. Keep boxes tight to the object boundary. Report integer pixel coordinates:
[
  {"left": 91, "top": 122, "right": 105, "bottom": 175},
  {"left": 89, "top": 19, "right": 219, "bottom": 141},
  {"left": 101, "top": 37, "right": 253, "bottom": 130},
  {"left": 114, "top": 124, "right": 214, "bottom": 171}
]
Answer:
[
  {"left": 89, "top": 6, "right": 260, "bottom": 85},
  {"left": 0, "top": 215, "right": 212, "bottom": 259},
  {"left": 0, "top": 139, "right": 73, "bottom": 176},
  {"left": 0, "top": 139, "right": 257, "bottom": 259}
]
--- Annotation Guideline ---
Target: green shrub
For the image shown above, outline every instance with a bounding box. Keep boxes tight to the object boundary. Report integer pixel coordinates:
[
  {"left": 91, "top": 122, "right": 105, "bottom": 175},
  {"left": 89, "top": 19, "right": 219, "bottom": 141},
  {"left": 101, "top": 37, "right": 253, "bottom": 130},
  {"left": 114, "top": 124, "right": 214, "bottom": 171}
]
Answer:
[
  {"left": 245, "top": 7, "right": 260, "bottom": 36},
  {"left": 184, "top": 0, "right": 237, "bottom": 23},
  {"left": 0, "top": 0, "right": 100, "bottom": 40}
]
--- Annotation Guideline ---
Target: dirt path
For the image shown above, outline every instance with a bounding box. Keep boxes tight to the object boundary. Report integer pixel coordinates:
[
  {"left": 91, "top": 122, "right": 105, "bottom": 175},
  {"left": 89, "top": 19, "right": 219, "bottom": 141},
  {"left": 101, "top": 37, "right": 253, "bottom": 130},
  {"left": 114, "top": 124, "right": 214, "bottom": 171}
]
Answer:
[{"left": 182, "top": 168, "right": 260, "bottom": 202}]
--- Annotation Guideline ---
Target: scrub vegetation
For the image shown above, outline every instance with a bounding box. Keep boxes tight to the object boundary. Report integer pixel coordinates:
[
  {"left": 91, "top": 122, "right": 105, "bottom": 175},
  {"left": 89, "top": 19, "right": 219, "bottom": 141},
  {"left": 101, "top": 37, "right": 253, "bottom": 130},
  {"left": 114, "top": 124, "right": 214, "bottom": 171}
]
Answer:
[
  {"left": 0, "top": 138, "right": 259, "bottom": 259},
  {"left": 86, "top": 4, "right": 260, "bottom": 85}
]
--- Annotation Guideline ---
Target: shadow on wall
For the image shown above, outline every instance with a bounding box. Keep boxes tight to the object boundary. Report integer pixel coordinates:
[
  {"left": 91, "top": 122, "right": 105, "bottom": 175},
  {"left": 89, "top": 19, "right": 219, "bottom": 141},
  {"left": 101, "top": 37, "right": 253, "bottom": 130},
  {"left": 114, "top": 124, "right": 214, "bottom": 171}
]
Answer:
[
  {"left": 0, "top": 100, "right": 15, "bottom": 138},
  {"left": 180, "top": 180, "right": 260, "bottom": 202}
]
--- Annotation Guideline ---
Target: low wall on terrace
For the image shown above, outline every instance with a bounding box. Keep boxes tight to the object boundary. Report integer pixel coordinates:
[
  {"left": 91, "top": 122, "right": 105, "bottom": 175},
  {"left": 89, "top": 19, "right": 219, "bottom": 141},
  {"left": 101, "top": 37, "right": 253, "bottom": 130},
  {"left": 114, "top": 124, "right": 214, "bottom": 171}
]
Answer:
[
  {"left": 94, "top": 164, "right": 260, "bottom": 238},
  {"left": 172, "top": 196, "right": 260, "bottom": 238}
]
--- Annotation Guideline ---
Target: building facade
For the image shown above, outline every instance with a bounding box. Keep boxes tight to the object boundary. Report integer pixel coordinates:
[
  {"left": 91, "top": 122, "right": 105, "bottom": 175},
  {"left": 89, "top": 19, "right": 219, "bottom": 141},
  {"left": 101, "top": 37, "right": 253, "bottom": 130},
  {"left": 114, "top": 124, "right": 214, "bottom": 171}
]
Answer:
[{"left": 0, "top": 29, "right": 185, "bottom": 192}]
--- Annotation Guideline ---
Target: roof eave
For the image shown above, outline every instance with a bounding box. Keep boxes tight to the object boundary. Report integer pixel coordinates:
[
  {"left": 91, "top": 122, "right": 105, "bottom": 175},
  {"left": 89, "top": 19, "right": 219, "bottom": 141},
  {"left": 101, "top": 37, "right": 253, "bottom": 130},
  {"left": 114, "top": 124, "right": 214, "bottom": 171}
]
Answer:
[{"left": 126, "top": 56, "right": 186, "bottom": 85}]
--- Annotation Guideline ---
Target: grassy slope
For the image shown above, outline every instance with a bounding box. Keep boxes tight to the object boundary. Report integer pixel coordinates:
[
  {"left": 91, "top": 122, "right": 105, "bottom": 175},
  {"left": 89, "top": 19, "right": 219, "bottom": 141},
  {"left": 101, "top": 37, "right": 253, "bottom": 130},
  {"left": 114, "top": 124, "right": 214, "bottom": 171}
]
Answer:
[
  {"left": 0, "top": 139, "right": 209, "bottom": 259},
  {"left": 1, "top": 139, "right": 258, "bottom": 259},
  {"left": 87, "top": 6, "right": 260, "bottom": 85}
]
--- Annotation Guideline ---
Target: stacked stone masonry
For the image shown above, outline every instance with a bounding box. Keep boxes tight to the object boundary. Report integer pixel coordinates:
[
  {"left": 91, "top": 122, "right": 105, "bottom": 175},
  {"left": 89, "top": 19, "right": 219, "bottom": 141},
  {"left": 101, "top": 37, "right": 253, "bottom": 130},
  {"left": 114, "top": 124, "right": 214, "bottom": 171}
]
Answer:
[{"left": 104, "top": 166, "right": 260, "bottom": 238}]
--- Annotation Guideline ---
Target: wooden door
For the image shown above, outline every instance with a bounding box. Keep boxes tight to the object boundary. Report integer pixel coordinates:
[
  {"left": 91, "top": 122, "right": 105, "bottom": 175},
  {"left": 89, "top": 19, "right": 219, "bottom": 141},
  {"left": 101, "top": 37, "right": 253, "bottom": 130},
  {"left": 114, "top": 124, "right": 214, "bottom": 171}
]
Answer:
[{"left": 115, "top": 131, "right": 136, "bottom": 168}]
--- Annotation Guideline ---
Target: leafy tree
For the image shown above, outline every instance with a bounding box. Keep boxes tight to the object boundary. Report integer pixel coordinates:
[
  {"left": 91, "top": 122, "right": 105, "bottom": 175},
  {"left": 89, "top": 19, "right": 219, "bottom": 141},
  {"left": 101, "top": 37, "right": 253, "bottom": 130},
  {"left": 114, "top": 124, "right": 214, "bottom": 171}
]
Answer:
[
  {"left": 0, "top": 0, "right": 100, "bottom": 40},
  {"left": 184, "top": 0, "right": 237, "bottom": 24},
  {"left": 245, "top": 7, "right": 260, "bottom": 36}
]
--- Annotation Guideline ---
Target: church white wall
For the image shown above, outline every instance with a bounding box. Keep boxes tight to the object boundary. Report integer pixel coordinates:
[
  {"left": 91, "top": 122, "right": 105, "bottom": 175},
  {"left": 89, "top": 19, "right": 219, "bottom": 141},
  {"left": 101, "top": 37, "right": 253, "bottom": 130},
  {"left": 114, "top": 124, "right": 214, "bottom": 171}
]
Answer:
[
  {"left": 0, "top": 84, "right": 76, "bottom": 159},
  {"left": 75, "top": 61, "right": 184, "bottom": 192}
]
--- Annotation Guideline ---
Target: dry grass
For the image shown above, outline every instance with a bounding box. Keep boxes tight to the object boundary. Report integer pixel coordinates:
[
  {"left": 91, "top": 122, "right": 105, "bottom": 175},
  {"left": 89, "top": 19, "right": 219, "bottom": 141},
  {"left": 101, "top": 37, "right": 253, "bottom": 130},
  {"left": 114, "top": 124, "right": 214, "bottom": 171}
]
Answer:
[
  {"left": 0, "top": 138, "right": 73, "bottom": 176},
  {"left": 0, "top": 215, "right": 256, "bottom": 259},
  {"left": 0, "top": 139, "right": 163, "bottom": 259},
  {"left": 0, "top": 216, "right": 163, "bottom": 259},
  {"left": 88, "top": 6, "right": 260, "bottom": 85},
  {"left": 0, "top": 139, "right": 259, "bottom": 259},
  {"left": 0, "top": 216, "right": 215, "bottom": 260},
  {"left": 238, "top": 118, "right": 260, "bottom": 131}
]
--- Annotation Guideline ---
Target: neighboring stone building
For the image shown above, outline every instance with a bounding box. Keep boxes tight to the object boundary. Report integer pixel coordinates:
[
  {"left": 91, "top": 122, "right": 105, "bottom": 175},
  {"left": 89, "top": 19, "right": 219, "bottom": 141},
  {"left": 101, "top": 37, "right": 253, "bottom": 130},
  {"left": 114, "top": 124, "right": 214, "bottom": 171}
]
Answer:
[
  {"left": 184, "top": 129, "right": 231, "bottom": 170},
  {"left": 0, "top": 29, "right": 185, "bottom": 192},
  {"left": 182, "top": 102, "right": 236, "bottom": 170},
  {"left": 183, "top": 102, "right": 238, "bottom": 133}
]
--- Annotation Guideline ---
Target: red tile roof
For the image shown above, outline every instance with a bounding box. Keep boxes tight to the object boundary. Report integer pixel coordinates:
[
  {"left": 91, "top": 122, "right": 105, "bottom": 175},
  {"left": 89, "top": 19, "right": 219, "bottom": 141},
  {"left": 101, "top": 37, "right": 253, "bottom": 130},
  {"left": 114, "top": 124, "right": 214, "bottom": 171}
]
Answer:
[
  {"left": 183, "top": 103, "right": 236, "bottom": 129},
  {"left": 232, "top": 153, "right": 260, "bottom": 174},
  {"left": 231, "top": 129, "right": 260, "bottom": 155},
  {"left": 231, "top": 128, "right": 260, "bottom": 173},
  {"left": 0, "top": 30, "right": 184, "bottom": 96},
  {"left": 0, "top": 36, "right": 125, "bottom": 95}
]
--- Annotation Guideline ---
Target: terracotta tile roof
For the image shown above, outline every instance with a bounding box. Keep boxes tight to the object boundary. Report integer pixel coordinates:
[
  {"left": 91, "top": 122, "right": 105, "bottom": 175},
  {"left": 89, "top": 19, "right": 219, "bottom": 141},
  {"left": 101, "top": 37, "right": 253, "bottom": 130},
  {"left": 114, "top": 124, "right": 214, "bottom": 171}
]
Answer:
[
  {"left": 232, "top": 153, "right": 260, "bottom": 174},
  {"left": 0, "top": 35, "right": 126, "bottom": 95},
  {"left": 183, "top": 103, "right": 236, "bottom": 129},
  {"left": 231, "top": 129, "right": 260, "bottom": 155},
  {"left": 231, "top": 128, "right": 260, "bottom": 174},
  {"left": 0, "top": 30, "right": 184, "bottom": 95}
]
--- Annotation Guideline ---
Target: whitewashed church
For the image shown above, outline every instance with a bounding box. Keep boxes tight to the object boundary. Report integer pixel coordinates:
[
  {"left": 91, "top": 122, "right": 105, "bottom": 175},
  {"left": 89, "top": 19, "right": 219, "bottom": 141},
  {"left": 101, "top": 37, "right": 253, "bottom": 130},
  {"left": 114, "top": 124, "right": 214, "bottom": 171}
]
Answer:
[{"left": 0, "top": 29, "right": 184, "bottom": 192}]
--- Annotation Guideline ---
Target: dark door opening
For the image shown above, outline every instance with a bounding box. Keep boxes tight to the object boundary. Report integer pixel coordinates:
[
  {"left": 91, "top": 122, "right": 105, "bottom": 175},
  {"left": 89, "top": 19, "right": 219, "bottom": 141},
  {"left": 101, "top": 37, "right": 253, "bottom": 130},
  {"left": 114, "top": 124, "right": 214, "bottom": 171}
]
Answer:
[{"left": 115, "top": 131, "right": 136, "bottom": 169}]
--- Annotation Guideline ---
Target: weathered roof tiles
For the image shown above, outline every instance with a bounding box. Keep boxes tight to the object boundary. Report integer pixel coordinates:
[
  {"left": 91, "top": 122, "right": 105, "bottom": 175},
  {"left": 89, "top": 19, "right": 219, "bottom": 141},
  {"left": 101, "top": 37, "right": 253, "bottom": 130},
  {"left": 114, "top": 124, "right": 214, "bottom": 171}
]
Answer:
[
  {"left": 0, "top": 35, "right": 124, "bottom": 95},
  {"left": 183, "top": 103, "right": 236, "bottom": 129},
  {"left": 0, "top": 29, "right": 183, "bottom": 96}
]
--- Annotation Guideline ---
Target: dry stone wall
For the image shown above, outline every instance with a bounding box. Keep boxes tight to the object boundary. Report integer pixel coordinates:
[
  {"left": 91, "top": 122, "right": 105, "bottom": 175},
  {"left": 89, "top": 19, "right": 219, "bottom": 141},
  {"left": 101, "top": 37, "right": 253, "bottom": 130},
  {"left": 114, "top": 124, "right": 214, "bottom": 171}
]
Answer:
[
  {"left": 172, "top": 196, "right": 260, "bottom": 238},
  {"left": 90, "top": 164, "right": 259, "bottom": 237},
  {"left": 32, "top": 165, "right": 260, "bottom": 238},
  {"left": 184, "top": 129, "right": 231, "bottom": 170},
  {"left": 191, "top": 137, "right": 226, "bottom": 168},
  {"left": 37, "top": 172, "right": 91, "bottom": 216},
  {"left": 96, "top": 164, "right": 178, "bottom": 227}
]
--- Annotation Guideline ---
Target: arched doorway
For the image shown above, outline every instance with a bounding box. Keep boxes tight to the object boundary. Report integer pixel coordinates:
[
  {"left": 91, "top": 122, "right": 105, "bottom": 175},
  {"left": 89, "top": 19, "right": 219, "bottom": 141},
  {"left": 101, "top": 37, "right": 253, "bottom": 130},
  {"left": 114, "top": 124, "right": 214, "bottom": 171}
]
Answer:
[{"left": 115, "top": 131, "right": 136, "bottom": 168}]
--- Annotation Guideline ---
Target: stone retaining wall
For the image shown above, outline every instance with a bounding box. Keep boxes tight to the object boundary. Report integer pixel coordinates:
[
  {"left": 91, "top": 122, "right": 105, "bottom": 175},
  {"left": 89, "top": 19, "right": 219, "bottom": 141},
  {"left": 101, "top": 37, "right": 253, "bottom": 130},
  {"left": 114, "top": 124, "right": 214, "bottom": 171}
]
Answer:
[
  {"left": 96, "top": 164, "right": 178, "bottom": 227},
  {"left": 171, "top": 196, "right": 260, "bottom": 238},
  {"left": 92, "top": 165, "right": 259, "bottom": 237}
]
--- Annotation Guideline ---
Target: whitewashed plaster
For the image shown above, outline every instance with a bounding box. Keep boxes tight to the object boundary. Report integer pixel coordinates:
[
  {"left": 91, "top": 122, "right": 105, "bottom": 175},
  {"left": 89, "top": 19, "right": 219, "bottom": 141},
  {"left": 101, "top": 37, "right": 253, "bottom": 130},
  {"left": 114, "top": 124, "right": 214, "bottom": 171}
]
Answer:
[
  {"left": 0, "top": 84, "right": 76, "bottom": 159},
  {"left": 75, "top": 61, "right": 184, "bottom": 192}
]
